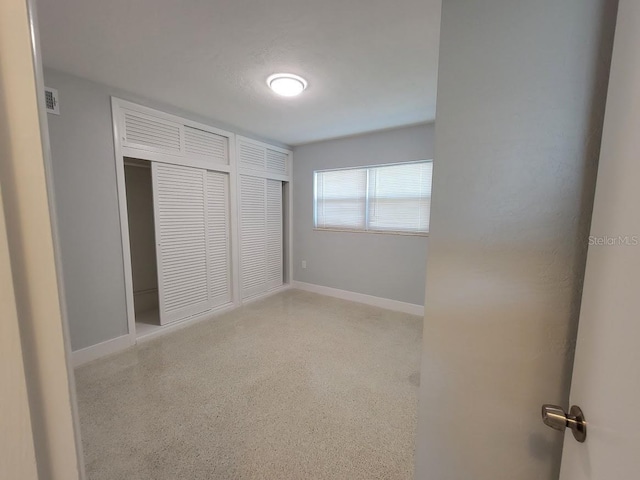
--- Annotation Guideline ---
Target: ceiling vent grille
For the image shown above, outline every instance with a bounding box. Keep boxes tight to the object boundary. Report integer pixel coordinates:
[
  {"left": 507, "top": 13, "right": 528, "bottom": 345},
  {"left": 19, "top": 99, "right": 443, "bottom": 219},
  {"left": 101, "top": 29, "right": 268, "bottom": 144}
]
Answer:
[{"left": 44, "top": 87, "right": 60, "bottom": 115}]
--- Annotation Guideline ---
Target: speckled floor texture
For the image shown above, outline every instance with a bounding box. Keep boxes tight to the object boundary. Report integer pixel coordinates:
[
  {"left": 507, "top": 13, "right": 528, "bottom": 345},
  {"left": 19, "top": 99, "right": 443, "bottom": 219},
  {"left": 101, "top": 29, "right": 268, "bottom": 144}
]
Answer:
[{"left": 75, "top": 289, "right": 423, "bottom": 480}]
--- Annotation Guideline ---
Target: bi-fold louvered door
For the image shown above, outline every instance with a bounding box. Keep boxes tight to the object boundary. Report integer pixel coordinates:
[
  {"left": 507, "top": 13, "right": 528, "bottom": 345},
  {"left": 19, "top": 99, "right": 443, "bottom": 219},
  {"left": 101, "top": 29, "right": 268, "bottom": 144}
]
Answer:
[
  {"left": 266, "top": 179, "right": 283, "bottom": 290},
  {"left": 205, "top": 170, "right": 232, "bottom": 307},
  {"left": 152, "top": 163, "right": 231, "bottom": 324},
  {"left": 239, "top": 175, "right": 283, "bottom": 299}
]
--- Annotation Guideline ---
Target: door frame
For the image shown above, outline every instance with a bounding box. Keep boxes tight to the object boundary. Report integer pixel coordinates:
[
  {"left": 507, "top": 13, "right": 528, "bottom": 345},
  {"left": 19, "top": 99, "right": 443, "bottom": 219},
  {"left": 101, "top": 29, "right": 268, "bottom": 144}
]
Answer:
[
  {"left": 0, "top": 0, "right": 85, "bottom": 476},
  {"left": 111, "top": 98, "right": 294, "bottom": 349},
  {"left": 111, "top": 98, "right": 239, "bottom": 342},
  {"left": 235, "top": 135, "right": 294, "bottom": 301}
]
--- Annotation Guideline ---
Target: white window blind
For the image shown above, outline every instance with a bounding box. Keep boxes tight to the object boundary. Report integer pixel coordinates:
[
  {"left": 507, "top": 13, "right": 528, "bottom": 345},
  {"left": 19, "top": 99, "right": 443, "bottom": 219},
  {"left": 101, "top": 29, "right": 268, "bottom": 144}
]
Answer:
[
  {"left": 368, "top": 162, "right": 432, "bottom": 233},
  {"left": 314, "top": 161, "right": 432, "bottom": 234},
  {"left": 314, "top": 168, "right": 367, "bottom": 230}
]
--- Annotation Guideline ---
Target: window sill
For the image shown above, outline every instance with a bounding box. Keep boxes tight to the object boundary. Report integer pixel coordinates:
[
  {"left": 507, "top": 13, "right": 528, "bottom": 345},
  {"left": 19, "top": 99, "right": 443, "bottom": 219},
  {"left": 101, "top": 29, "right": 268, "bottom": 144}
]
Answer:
[{"left": 313, "top": 227, "right": 429, "bottom": 237}]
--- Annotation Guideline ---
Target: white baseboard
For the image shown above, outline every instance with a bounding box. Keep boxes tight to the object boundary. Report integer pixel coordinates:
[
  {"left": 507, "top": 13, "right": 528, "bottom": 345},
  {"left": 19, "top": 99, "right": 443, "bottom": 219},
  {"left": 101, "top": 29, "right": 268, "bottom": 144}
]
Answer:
[
  {"left": 136, "top": 301, "right": 237, "bottom": 343},
  {"left": 71, "top": 284, "right": 295, "bottom": 365},
  {"left": 72, "top": 334, "right": 135, "bottom": 367},
  {"left": 71, "top": 283, "right": 420, "bottom": 367},
  {"left": 241, "top": 283, "right": 292, "bottom": 305},
  {"left": 291, "top": 281, "right": 424, "bottom": 316},
  {"left": 139, "top": 285, "right": 294, "bottom": 342}
]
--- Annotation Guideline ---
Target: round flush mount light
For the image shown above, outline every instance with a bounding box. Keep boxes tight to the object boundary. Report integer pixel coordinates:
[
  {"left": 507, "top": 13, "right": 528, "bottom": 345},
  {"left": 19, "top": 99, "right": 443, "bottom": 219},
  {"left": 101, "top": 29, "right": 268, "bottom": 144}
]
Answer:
[{"left": 267, "top": 73, "right": 308, "bottom": 97}]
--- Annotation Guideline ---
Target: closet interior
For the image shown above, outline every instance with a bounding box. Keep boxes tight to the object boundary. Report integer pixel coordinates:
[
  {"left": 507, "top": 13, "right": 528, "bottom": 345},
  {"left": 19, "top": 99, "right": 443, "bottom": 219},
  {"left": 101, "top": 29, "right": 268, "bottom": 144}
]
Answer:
[
  {"left": 115, "top": 98, "right": 292, "bottom": 340},
  {"left": 124, "top": 158, "right": 160, "bottom": 335}
]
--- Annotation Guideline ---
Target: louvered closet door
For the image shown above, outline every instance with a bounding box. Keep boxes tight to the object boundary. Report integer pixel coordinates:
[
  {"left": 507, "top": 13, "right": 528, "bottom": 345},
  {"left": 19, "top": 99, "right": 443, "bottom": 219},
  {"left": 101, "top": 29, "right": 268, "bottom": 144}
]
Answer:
[
  {"left": 153, "top": 163, "right": 211, "bottom": 324},
  {"left": 206, "top": 171, "right": 232, "bottom": 307},
  {"left": 239, "top": 175, "right": 267, "bottom": 298},
  {"left": 266, "top": 179, "right": 283, "bottom": 289},
  {"left": 239, "top": 175, "right": 284, "bottom": 299}
]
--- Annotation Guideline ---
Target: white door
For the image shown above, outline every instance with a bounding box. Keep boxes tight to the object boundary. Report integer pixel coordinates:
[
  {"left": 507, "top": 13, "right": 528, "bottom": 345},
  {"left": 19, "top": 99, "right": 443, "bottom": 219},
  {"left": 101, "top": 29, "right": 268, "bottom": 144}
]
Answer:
[
  {"left": 266, "top": 179, "right": 284, "bottom": 290},
  {"left": 153, "top": 162, "right": 211, "bottom": 324},
  {"left": 205, "top": 170, "right": 232, "bottom": 308},
  {"left": 557, "top": 1, "right": 640, "bottom": 477},
  {"left": 239, "top": 174, "right": 284, "bottom": 299},
  {"left": 239, "top": 174, "right": 268, "bottom": 299}
]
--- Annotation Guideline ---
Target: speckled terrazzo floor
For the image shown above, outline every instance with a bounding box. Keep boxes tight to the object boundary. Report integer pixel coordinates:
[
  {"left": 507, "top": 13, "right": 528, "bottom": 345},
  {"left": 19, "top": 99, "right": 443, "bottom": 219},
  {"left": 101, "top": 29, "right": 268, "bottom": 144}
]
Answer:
[{"left": 74, "top": 289, "right": 423, "bottom": 480}]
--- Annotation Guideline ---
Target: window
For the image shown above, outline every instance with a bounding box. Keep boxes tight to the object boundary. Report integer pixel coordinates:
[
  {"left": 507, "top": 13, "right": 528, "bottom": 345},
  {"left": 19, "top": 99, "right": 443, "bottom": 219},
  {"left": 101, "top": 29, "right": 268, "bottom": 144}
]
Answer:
[{"left": 314, "top": 161, "right": 432, "bottom": 234}]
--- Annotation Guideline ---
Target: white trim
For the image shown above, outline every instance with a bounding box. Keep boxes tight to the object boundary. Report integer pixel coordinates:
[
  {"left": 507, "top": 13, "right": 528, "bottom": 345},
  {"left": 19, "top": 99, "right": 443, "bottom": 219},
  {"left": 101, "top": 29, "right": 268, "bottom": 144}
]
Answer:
[
  {"left": 313, "top": 227, "right": 429, "bottom": 237},
  {"left": 289, "top": 158, "right": 294, "bottom": 285},
  {"left": 121, "top": 146, "right": 232, "bottom": 173},
  {"left": 228, "top": 130, "right": 242, "bottom": 308},
  {"left": 284, "top": 181, "right": 293, "bottom": 284},
  {"left": 28, "top": 0, "right": 86, "bottom": 475},
  {"left": 291, "top": 281, "right": 424, "bottom": 316},
  {"left": 71, "top": 335, "right": 135, "bottom": 368},
  {"left": 237, "top": 134, "right": 291, "bottom": 155},
  {"left": 111, "top": 97, "right": 137, "bottom": 345},
  {"left": 314, "top": 158, "right": 432, "bottom": 173},
  {"left": 241, "top": 283, "right": 292, "bottom": 305},
  {"left": 73, "top": 285, "right": 292, "bottom": 365},
  {"left": 136, "top": 302, "right": 236, "bottom": 343},
  {"left": 238, "top": 167, "right": 290, "bottom": 182}
]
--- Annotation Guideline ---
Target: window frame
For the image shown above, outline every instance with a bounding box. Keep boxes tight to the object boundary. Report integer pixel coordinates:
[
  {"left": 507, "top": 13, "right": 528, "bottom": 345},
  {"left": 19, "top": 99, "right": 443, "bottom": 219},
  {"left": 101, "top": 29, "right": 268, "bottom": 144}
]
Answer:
[{"left": 313, "top": 160, "right": 432, "bottom": 237}]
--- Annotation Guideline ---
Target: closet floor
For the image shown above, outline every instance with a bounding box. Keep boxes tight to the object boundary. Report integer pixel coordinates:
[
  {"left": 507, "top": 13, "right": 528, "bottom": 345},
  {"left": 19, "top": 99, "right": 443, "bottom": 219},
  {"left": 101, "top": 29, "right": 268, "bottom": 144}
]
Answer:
[
  {"left": 134, "top": 308, "right": 161, "bottom": 337},
  {"left": 74, "top": 289, "right": 422, "bottom": 480}
]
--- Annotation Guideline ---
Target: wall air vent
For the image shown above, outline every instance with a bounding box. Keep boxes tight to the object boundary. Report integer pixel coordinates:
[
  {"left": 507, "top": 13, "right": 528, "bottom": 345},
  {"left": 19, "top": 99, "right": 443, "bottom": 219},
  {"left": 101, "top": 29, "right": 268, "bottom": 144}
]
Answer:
[{"left": 44, "top": 87, "right": 60, "bottom": 115}]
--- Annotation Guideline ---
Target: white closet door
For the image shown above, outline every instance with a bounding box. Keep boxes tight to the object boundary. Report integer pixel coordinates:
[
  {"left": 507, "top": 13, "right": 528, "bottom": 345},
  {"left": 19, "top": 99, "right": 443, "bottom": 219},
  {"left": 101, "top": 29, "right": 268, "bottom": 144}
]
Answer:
[
  {"left": 153, "top": 163, "right": 211, "bottom": 324},
  {"left": 206, "top": 171, "right": 232, "bottom": 307},
  {"left": 239, "top": 175, "right": 284, "bottom": 299},
  {"left": 266, "top": 179, "right": 283, "bottom": 289},
  {"left": 239, "top": 175, "right": 267, "bottom": 298}
]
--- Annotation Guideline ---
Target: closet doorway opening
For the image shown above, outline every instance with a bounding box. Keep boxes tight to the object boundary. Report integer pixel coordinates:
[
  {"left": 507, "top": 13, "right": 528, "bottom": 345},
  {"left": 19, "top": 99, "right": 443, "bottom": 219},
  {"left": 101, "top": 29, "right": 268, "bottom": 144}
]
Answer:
[
  {"left": 123, "top": 157, "right": 161, "bottom": 336},
  {"left": 282, "top": 181, "right": 291, "bottom": 285}
]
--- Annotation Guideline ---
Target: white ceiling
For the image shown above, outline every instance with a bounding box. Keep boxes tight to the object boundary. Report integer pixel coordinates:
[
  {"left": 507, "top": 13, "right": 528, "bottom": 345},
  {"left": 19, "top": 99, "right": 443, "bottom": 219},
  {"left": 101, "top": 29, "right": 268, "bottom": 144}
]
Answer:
[{"left": 37, "top": 0, "right": 440, "bottom": 146}]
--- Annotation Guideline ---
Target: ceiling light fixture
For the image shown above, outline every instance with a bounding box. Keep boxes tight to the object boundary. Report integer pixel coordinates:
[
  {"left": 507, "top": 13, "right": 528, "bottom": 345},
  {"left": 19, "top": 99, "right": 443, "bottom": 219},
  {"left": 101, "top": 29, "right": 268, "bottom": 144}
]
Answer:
[{"left": 267, "top": 73, "right": 308, "bottom": 97}]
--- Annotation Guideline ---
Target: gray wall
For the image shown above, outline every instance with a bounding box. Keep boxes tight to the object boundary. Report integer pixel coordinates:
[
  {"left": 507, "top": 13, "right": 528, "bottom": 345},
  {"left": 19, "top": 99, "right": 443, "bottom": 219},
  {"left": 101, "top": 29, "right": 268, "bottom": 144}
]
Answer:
[
  {"left": 46, "top": 69, "right": 128, "bottom": 350},
  {"left": 292, "top": 124, "right": 433, "bottom": 306},
  {"left": 44, "top": 68, "right": 285, "bottom": 351},
  {"left": 415, "top": 1, "right": 617, "bottom": 479}
]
